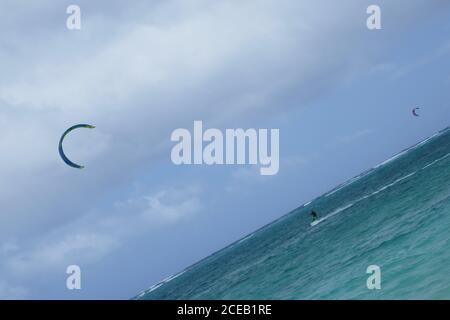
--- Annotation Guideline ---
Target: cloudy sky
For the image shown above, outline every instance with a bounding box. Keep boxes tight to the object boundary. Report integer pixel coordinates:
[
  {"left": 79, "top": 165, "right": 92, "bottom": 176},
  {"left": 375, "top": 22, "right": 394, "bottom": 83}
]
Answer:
[{"left": 0, "top": 0, "right": 449, "bottom": 299}]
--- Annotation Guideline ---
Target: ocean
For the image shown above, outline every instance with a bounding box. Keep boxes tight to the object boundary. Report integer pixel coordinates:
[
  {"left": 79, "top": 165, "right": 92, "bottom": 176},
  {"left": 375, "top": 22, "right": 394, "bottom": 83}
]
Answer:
[{"left": 136, "top": 127, "right": 450, "bottom": 299}]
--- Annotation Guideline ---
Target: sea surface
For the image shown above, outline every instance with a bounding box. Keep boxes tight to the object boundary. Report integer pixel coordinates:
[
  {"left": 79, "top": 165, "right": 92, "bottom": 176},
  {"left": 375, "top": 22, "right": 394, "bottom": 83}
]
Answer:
[{"left": 136, "top": 127, "right": 450, "bottom": 299}]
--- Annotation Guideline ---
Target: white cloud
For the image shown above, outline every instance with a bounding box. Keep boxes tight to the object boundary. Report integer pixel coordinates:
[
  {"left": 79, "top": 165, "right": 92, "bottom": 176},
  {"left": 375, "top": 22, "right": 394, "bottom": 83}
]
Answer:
[
  {"left": 4, "top": 185, "right": 202, "bottom": 276},
  {"left": 7, "top": 233, "right": 119, "bottom": 275},
  {"left": 142, "top": 189, "right": 201, "bottom": 223}
]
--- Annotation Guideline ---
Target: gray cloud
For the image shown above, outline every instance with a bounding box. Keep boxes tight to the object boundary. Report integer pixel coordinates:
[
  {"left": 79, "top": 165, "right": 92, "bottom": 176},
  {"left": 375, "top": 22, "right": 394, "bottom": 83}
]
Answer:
[
  {"left": 0, "top": 0, "right": 447, "bottom": 298},
  {"left": 4, "top": 184, "right": 202, "bottom": 278}
]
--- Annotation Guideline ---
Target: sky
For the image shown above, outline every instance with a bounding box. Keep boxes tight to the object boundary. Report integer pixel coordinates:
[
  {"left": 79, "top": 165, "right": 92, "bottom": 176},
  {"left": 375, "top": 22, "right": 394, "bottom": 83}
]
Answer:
[{"left": 0, "top": 0, "right": 449, "bottom": 299}]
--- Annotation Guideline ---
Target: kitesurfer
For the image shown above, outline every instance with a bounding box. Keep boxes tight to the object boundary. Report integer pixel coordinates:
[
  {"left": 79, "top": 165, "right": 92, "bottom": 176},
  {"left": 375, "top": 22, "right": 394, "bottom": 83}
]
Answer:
[{"left": 311, "top": 210, "right": 318, "bottom": 222}]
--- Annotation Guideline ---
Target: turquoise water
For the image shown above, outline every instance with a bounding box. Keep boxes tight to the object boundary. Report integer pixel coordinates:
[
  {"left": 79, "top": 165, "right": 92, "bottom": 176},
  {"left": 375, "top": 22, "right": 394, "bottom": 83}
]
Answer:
[{"left": 136, "top": 128, "right": 450, "bottom": 299}]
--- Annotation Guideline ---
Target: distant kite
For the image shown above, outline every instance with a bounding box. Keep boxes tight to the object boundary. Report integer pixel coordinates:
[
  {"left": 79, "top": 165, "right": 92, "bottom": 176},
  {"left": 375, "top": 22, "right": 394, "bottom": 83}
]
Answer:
[
  {"left": 58, "top": 124, "right": 95, "bottom": 169},
  {"left": 412, "top": 107, "right": 420, "bottom": 117}
]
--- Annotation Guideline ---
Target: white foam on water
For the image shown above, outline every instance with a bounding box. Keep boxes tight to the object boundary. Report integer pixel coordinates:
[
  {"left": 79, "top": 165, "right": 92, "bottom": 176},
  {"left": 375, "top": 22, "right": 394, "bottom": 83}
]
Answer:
[
  {"left": 365, "top": 172, "right": 417, "bottom": 198},
  {"left": 415, "top": 132, "right": 441, "bottom": 148},
  {"left": 372, "top": 130, "right": 445, "bottom": 170},
  {"left": 325, "top": 170, "right": 373, "bottom": 198},
  {"left": 237, "top": 233, "right": 255, "bottom": 244},
  {"left": 311, "top": 172, "right": 417, "bottom": 227},
  {"left": 373, "top": 149, "right": 409, "bottom": 169},
  {"left": 139, "top": 269, "right": 188, "bottom": 297},
  {"left": 422, "top": 153, "right": 450, "bottom": 170},
  {"left": 322, "top": 129, "right": 446, "bottom": 201},
  {"left": 325, "top": 184, "right": 349, "bottom": 198},
  {"left": 325, "top": 178, "right": 358, "bottom": 198},
  {"left": 164, "top": 270, "right": 186, "bottom": 283},
  {"left": 143, "top": 282, "right": 165, "bottom": 295},
  {"left": 310, "top": 203, "right": 355, "bottom": 227},
  {"left": 325, "top": 129, "right": 448, "bottom": 202}
]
